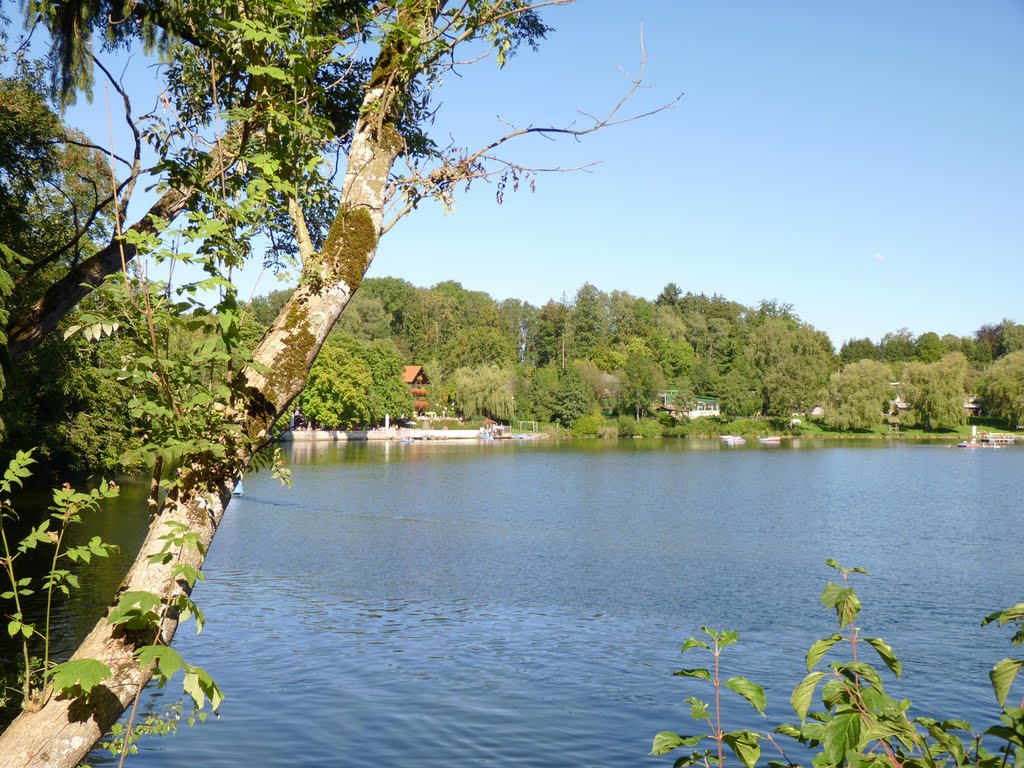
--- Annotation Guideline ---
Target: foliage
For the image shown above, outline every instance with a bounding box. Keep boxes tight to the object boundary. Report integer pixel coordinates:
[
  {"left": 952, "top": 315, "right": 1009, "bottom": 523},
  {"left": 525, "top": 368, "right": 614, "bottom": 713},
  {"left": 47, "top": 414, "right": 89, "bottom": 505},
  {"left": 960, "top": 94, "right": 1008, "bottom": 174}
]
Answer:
[
  {"left": 299, "top": 343, "right": 372, "bottom": 429},
  {"left": 616, "top": 416, "right": 662, "bottom": 438},
  {"left": 0, "top": 450, "right": 119, "bottom": 709},
  {"left": 571, "top": 412, "right": 607, "bottom": 437},
  {"left": 99, "top": 701, "right": 199, "bottom": 757},
  {"left": 617, "top": 347, "right": 663, "bottom": 420},
  {"left": 363, "top": 340, "right": 414, "bottom": 424},
  {"left": 554, "top": 365, "right": 594, "bottom": 427},
  {"left": 654, "top": 561, "right": 1024, "bottom": 768},
  {"left": 826, "top": 360, "right": 892, "bottom": 431},
  {"left": 748, "top": 320, "right": 833, "bottom": 417},
  {"left": 978, "top": 352, "right": 1024, "bottom": 428},
  {"left": 453, "top": 366, "right": 515, "bottom": 421},
  {"left": 902, "top": 353, "right": 969, "bottom": 431}
]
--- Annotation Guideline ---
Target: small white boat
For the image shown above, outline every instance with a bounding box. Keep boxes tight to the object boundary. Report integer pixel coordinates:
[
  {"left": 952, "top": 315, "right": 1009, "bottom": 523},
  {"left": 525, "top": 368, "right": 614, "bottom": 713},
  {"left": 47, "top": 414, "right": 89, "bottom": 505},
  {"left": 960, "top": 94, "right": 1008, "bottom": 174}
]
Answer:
[
  {"left": 720, "top": 435, "right": 746, "bottom": 445},
  {"left": 759, "top": 436, "right": 782, "bottom": 444},
  {"left": 233, "top": 481, "right": 245, "bottom": 496}
]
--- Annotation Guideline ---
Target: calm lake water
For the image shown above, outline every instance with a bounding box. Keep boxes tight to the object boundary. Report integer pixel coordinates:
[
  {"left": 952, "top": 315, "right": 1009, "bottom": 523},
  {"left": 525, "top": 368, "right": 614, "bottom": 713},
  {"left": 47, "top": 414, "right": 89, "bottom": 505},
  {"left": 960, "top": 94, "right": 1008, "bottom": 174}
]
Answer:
[{"left": 58, "top": 439, "right": 1024, "bottom": 765}]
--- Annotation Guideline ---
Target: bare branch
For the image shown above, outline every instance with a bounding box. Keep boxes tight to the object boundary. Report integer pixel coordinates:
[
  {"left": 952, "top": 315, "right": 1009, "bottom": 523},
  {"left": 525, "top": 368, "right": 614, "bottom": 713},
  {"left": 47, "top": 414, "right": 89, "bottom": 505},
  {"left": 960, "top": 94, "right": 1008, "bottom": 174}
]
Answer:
[
  {"left": 91, "top": 53, "right": 143, "bottom": 216},
  {"left": 46, "top": 137, "right": 135, "bottom": 170},
  {"left": 381, "top": 28, "right": 679, "bottom": 233}
]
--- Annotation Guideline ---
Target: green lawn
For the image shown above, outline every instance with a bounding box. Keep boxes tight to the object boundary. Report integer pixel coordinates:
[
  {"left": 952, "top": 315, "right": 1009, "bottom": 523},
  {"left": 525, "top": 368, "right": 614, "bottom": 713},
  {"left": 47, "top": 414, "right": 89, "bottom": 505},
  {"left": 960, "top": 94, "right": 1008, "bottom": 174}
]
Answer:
[{"left": 793, "top": 415, "right": 1016, "bottom": 439}]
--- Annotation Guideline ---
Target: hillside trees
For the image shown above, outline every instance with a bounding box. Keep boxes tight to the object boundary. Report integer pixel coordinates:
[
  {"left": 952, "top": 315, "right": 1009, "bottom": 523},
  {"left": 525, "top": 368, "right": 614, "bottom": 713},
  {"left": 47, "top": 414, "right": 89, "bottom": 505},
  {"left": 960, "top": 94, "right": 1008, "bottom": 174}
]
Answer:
[
  {"left": 978, "top": 351, "right": 1024, "bottom": 428},
  {"left": 299, "top": 343, "right": 373, "bottom": 429},
  {"left": 901, "top": 353, "right": 969, "bottom": 431},
  {"left": 748, "top": 319, "right": 833, "bottom": 417},
  {"left": 453, "top": 365, "right": 515, "bottom": 420},
  {"left": 826, "top": 359, "right": 892, "bottom": 431},
  {"left": 616, "top": 345, "right": 662, "bottom": 420}
]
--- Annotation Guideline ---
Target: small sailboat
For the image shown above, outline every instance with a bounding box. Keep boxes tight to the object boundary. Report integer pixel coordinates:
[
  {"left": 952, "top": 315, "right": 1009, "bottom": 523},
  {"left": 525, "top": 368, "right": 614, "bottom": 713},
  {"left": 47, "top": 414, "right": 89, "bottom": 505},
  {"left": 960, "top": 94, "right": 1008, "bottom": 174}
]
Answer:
[{"left": 233, "top": 481, "right": 245, "bottom": 496}]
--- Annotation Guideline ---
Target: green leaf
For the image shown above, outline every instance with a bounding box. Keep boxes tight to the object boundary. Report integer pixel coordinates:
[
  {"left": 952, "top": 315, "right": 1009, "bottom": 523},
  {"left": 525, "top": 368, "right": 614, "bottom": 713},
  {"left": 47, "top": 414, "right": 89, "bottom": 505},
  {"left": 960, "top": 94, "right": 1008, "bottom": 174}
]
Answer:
[
  {"left": 806, "top": 633, "right": 843, "bottom": 671},
  {"left": 835, "top": 661, "right": 884, "bottom": 689},
  {"left": 719, "top": 630, "right": 740, "bottom": 649},
  {"left": 982, "top": 603, "right": 1024, "bottom": 627},
  {"left": 684, "top": 696, "right": 711, "bottom": 722},
  {"left": 726, "top": 676, "right": 767, "bottom": 715},
  {"left": 723, "top": 729, "right": 762, "bottom": 768},
  {"left": 651, "top": 731, "right": 702, "bottom": 756},
  {"left": 136, "top": 645, "right": 186, "bottom": 682},
  {"left": 48, "top": 658, "right": 112, "bottom": 695},
  {"left": 774, "top": 723, "right": 802, "bottom": 739},
  {"left": 990, "top": 658, "right": 1024, "bottom": 707},
  {"left": 792, "top": 672, "right": 826, "bottom": 721},
  {"left": 681, "top": 637, "right": 710, "bottom": 653},
  {"left": 939, "top": 719, "right": 973, "bottom": 732},
  {"left": 673, "top": 668, "right": 712, "bottom": 681},
  {"left": 820, "top": 582, "right": 861, "bottom": 628},
  {"left": 108, "top": 591, "right": 163, "bottom": 630},
  {"left": 863, "top": 637, "right": 902, "bottom": 679},
  {"left": 183, "top": 666, "right": 223, "bottom": 711},
  {"left": 823, "top": 712, "right": 862, "bottom": 765}
]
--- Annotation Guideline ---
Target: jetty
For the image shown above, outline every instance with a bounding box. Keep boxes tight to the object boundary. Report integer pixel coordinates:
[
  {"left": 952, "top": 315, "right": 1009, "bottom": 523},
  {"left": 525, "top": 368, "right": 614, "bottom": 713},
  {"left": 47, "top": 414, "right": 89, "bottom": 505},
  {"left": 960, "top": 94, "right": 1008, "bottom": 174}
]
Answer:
[{"left": 280, "top": 427, "right": 524, "bottom": 442}]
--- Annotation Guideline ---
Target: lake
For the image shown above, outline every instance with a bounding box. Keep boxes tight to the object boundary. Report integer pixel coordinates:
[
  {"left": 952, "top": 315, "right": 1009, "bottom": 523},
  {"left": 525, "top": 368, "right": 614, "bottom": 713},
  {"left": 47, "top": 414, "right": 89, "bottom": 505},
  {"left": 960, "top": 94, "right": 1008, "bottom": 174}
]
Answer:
[{"left": 66, "top": 438, "right": 1023, "bottom": 765}]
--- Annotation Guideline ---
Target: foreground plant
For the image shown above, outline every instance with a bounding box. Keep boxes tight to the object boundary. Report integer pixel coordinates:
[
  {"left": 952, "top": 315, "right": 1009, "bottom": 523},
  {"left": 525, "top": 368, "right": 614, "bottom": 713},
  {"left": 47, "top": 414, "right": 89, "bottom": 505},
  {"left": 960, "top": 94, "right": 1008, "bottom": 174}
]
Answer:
[
  {"left": 0, "top": 451, "right": 221, "bottom": 762},
  {"left": 653, "top": 560, "right": 1024, "bottom": 767},
  {"left": 0, "top": 450, "right": 118, "bottom": 710}
]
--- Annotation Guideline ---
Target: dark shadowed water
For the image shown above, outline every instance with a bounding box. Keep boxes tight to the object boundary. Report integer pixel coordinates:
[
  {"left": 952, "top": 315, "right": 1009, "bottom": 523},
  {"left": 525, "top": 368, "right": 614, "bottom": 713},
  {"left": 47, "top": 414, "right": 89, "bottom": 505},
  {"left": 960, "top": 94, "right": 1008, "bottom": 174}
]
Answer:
[{"left": 70, "top": 439, "right": 1022, "bottom": 766}]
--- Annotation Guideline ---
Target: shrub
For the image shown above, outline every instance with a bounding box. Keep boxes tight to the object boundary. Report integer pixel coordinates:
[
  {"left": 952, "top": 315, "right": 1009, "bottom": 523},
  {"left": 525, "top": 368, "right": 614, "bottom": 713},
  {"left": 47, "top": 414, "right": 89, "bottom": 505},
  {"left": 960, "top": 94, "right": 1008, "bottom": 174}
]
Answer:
[{"left": 571, "top": 413, "right": 606, "bottom": 437}]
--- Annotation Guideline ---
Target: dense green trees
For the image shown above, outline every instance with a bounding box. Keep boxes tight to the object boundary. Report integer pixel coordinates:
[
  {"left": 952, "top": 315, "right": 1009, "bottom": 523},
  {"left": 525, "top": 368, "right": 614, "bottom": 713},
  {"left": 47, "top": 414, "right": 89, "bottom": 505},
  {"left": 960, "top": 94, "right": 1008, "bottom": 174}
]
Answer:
[
  {"left": 291, "top": 276, "right": 1019, "bottom": 434},
  {"left": 453, "top": 366, "right": 515, "bottom": 421},
  {"left": 979, "top": 352, "right": 1024, "bottom": 428},
  {"left": 902, "top": 353, "right": 969, "bottom": 431},
  {"left": 748, "top": 319, "right": 833, "bottom": 417},
  {"left": 299, "top": 344, "right": 373, "bottom": 429},
  {"left": 826, "top": 360, "right": 892, "bottom": 431}
]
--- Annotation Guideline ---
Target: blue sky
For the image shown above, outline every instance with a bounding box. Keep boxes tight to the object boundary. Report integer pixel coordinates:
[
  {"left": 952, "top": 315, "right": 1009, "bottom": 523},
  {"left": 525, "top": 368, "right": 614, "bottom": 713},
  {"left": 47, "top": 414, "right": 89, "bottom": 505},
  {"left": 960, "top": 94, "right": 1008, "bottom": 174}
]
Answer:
[{"left": 51, "top": 1, "right": 1024, "bottom": 346}]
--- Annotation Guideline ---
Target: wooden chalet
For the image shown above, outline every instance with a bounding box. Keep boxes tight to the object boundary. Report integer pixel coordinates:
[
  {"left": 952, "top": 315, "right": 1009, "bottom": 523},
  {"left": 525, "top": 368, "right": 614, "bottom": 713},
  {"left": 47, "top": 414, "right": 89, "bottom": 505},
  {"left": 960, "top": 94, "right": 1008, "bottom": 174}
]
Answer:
[{"left": 403, "top": 365, "right": 429, "bottom": 413}]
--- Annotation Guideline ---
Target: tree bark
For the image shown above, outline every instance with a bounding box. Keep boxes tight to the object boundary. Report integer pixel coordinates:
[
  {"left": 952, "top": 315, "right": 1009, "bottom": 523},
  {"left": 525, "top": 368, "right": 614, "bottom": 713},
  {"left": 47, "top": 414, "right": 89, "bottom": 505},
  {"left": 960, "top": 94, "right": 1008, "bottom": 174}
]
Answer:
[{"left": 0, "top": 71, "right": 402, "bottom": 768}]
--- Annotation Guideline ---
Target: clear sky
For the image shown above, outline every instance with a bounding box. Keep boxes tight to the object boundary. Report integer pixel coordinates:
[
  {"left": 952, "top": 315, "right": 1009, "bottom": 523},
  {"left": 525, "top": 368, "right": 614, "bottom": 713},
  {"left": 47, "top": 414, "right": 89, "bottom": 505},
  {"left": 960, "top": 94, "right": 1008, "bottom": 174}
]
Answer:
[{"left": 54, "top": 1, "right": 1024, "bottom": 346}]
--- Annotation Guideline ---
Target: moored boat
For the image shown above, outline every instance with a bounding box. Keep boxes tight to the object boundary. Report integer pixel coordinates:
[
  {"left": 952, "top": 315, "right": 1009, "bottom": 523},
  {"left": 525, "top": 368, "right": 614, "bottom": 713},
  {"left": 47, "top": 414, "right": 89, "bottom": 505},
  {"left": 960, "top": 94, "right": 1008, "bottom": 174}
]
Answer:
[{"left": 758, "top": 436, "right": 782, "bottom": 444}]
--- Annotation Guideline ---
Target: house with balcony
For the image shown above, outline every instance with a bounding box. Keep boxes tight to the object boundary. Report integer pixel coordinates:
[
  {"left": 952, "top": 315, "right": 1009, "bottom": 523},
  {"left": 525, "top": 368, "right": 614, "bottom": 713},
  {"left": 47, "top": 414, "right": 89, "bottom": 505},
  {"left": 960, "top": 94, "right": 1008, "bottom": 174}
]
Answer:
[
  {"left": 655, "top": 391, "right": 720, "bottom": 420},
  {"left": 403, "top": 365, "right": 430, "bottom": 414}
]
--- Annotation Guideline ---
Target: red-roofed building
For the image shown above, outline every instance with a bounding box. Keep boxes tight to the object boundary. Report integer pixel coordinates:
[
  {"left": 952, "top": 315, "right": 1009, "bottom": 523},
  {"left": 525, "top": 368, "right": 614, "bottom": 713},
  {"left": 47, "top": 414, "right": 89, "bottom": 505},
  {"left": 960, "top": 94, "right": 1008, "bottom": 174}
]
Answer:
[{"left": 403, "top": 366, "right": 429, "bottom": 413}]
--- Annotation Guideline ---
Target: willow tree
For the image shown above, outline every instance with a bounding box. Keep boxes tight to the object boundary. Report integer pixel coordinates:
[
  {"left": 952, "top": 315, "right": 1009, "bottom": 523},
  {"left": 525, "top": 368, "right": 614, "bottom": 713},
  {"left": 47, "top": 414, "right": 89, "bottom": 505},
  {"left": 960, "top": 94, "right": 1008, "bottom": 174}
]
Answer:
[{"left": 0, "top": 2, "right": 672, "bottom": 765}]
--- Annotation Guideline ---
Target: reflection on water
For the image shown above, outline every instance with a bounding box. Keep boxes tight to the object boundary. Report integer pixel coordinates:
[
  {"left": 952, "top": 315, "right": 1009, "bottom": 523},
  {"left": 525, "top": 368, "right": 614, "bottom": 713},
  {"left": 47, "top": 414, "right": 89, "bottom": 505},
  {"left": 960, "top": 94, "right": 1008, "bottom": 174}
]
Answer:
[{"left": 67, "top": 440, "right": 1024, "bottom": 766}]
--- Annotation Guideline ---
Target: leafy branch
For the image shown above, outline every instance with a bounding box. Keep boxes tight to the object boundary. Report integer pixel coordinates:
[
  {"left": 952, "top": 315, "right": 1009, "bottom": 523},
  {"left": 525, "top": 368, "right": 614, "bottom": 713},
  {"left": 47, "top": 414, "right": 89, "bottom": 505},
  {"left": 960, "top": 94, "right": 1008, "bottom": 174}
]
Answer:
[{"left": 654, "top": 561, "right": 1024, "bottom": 768}]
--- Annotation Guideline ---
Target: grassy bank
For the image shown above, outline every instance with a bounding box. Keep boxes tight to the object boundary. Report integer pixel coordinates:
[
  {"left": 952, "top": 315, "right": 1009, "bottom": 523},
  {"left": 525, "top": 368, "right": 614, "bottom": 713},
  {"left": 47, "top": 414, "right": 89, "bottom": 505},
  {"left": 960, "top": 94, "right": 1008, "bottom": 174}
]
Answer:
[{"left": 563, "top": 414, "right": 1018, "bottom": 441}]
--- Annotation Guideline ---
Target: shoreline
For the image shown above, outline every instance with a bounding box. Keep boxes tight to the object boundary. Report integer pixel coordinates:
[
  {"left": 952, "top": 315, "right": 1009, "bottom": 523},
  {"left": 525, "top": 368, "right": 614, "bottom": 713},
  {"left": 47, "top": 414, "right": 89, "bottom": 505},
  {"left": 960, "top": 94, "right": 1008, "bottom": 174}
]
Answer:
[{"left": 278, "top": 428, "right": 545, "bottom": 442}]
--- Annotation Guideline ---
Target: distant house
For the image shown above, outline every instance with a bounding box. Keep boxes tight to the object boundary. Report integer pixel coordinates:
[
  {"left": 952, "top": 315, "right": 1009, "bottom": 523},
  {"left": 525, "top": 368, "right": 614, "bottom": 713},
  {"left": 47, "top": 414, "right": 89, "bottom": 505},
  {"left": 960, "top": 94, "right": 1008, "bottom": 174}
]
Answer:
[
  {"left": 403, "top": 365, "right": 429, "bottom": 414},
  {"left": 686, "top": 396, "right": 720, "bottom": 420},
  {"left": 963, "top": 395, "right": 983, "bottom": 417},
  {"left": 656, "top": 392, "right": 720, "bottom": 420}
]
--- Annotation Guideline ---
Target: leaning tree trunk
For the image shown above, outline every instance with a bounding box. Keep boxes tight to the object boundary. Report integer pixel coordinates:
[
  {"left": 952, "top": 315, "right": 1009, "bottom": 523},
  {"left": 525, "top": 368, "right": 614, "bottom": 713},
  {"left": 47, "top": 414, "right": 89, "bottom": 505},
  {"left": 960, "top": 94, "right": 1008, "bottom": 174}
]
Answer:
[{"left": 0, "top": 76, "right": 403, "bottom": 768}]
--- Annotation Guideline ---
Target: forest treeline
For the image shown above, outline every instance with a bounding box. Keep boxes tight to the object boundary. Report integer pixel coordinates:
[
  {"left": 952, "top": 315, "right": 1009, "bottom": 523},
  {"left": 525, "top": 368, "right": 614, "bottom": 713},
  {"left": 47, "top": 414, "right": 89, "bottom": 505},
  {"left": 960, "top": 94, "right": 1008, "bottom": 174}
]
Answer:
[
  {"left": 253, "top": 278, "right": 1024, "bottom": 435},
  {"left": 7, "top": 266, "right": 1021, "bottom": 479}
]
